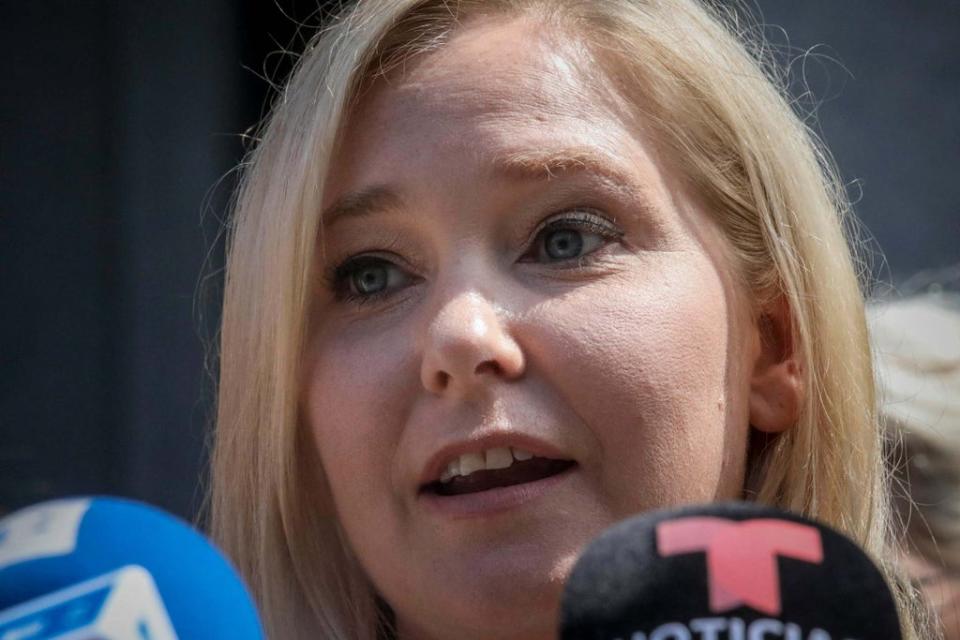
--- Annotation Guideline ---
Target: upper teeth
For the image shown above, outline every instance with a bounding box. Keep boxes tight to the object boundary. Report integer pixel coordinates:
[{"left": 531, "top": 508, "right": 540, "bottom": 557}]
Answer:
[{"left": 439, "top": 447, "right": 535, "bottom": 483}]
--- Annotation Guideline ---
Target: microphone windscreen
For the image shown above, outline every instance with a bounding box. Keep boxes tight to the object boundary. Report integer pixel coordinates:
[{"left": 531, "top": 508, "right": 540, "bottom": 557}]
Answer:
[
  {"left": 0, "top": 497, "right": 263, "bottom": 638},
  {"left": 0, "top": 565, "right": 180, "bottom": 639},
  {"left": 559, "top": 501, "right": 902, "bottom": 640}
]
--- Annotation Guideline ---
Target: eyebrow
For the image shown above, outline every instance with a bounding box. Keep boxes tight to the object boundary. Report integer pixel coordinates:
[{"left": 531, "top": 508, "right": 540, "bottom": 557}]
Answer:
[
  {"left": 489, "top": 147, "right": 639, "bottom": 188},
  {"left": 320, "top": 147, "right": 649, "bottom": 227},
  {"left": 321, "top": 185, "right": 405, "bottom": 228},
  {"left": 490, "top": 147, "right": 659, "bottom": 219}
]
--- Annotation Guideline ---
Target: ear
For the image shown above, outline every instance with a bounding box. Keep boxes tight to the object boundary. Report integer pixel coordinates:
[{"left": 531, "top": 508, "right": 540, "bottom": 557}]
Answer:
[{"left": 749, "top": 296, "right": 804, "bottom": 433}]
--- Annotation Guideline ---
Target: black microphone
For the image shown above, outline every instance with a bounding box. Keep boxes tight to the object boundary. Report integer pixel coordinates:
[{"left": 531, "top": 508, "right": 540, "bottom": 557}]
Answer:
[{"left": 559, "top": 502, "right": 902, "bottom": 640}]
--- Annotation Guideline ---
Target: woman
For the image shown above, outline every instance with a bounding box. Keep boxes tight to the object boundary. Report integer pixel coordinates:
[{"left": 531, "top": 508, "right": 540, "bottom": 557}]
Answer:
[{"left": 210, "top": 0, "right": 923, "bottom": 637}]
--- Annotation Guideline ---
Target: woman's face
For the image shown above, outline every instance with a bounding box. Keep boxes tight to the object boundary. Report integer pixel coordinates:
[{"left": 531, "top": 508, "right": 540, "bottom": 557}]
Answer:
[{"left": 303, "top": 16, "right": 764, "bottom": 640}]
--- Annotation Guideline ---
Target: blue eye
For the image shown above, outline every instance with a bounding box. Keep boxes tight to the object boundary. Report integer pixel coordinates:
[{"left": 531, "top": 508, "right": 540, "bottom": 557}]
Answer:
[
  {"left": 528, "top": 211, "right": 621, "bottom": 263},
  {"left": 333, "top": 256, "right": 412, "bottom": 303},
  {"left": 543, "top": 228, "right": 587, "bottom": 260},
  {"left": 352, "top": 262, "right": 390, "bottom": 294}
]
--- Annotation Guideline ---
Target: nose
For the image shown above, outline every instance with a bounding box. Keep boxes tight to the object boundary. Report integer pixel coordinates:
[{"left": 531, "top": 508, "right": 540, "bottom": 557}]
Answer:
[{"left": 420, "top": 291, "right": 525, "bottom": 397}]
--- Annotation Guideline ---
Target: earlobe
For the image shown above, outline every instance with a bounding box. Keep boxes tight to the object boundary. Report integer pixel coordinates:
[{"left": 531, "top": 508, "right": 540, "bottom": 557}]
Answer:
[{"left": 749, "top": 300, "right": 804, "bottom": 434}]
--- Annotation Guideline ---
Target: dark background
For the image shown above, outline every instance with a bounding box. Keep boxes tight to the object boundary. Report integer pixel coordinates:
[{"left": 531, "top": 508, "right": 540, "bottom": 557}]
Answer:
[{"left": 2, "top": 1, "right": 958, "bottom": 523}]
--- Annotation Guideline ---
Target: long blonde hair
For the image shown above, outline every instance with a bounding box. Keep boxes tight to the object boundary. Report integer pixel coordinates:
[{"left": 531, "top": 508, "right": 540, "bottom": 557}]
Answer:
[{"left": 211, "top": 1, "right": 922, "bottom": 637}]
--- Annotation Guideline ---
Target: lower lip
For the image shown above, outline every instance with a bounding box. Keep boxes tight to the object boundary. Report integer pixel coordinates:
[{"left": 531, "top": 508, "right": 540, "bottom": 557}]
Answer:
[{"left": 418, "top": 465, "right": 577, "bottom": 519}]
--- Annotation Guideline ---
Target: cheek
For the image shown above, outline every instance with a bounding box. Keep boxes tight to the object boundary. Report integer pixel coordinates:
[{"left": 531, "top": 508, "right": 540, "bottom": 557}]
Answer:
[
  {"left": 301, "top": 326, "right": 418, "bottom": 525},
  {"left": 526, "top": 254, "right": 748, "bottom": 508}
]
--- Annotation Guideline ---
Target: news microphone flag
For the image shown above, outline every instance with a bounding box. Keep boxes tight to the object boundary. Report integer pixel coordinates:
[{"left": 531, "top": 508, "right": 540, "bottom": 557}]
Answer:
[
  {"left": 559, "top": 502, "right": 902, "bottom": 640},
  {"left": 0, "top": 565, "right": 177, "bottom": 640},
  {"left": 0, "top": 497, "right": 263, "bottom": 639}
]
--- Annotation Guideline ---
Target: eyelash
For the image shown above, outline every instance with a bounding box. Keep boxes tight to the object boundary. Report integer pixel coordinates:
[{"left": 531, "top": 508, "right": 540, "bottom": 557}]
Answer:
[
  {"left": 327, "top": 209, "right": 623, "bottom": 305},
  {"left": 522, "top": 209, "right": 623, "bottom": 264}
]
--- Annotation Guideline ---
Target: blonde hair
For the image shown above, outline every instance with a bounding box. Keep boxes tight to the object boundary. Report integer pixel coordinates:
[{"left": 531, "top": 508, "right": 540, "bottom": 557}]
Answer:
[{"left": 210, "top": 0, "right": 922, "bottom": 637}]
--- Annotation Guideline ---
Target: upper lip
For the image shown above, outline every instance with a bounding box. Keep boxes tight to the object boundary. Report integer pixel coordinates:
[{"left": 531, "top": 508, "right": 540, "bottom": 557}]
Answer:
[{"left": 417, "top": 431, "right": 574, "bottom": 491}]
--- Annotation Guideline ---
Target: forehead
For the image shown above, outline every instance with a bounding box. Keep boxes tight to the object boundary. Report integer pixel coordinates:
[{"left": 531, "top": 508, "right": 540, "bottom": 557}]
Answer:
[
  {"left": 379, "top": 16, "right": 611, "bottom": 120},
  {"left": 330, "top": 15, "right": 642, "bottom": 184}
]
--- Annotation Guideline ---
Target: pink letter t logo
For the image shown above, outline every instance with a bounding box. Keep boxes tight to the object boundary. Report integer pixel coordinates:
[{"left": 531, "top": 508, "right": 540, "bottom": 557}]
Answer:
[{"left": 656, "top": 517, "right": 823, "bottom": 616}]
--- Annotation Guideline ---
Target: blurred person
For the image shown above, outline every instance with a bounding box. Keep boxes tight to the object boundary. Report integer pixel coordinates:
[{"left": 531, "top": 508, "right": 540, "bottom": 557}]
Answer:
[{"left": 872, "top": 290, "right": 960, "bottom": 640}]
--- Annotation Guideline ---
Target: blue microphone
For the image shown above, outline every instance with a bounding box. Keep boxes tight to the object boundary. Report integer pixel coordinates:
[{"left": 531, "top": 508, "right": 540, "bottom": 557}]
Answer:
[{"left": 0, "top": 497, "right": 263, "bottom": 639}]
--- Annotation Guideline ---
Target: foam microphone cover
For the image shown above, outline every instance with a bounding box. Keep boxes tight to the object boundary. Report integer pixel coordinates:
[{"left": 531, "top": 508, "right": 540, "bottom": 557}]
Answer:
[
  {"left": 0, "top": 496, "right": 263, "bottom": 638},
  {"left": 560, "top": 502, "right": 902, "bottom": 640}
]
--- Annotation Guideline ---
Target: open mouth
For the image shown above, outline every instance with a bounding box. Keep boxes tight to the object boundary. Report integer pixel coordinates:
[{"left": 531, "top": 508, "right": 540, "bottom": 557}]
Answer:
[{"left": 421, "top": 447, "right": 576, "bottom": 497}]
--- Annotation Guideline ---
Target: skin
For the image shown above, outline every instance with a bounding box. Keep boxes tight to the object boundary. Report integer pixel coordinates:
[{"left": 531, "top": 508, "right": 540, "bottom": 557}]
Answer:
[
  {"left": 904, "top": 553, "right": 960, "bottom": 640},
  {"left": 301, "top": 15, "right": 796, "bottom": 640}
]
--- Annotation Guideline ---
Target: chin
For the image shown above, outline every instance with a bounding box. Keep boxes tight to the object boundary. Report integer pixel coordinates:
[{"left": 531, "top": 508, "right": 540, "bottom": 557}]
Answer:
[
  {"left": 393, "top": 549, "right": 576, "bottom": 640},
  {"left": 399, "top": 594, "right": 559, "bottom": 640}
]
